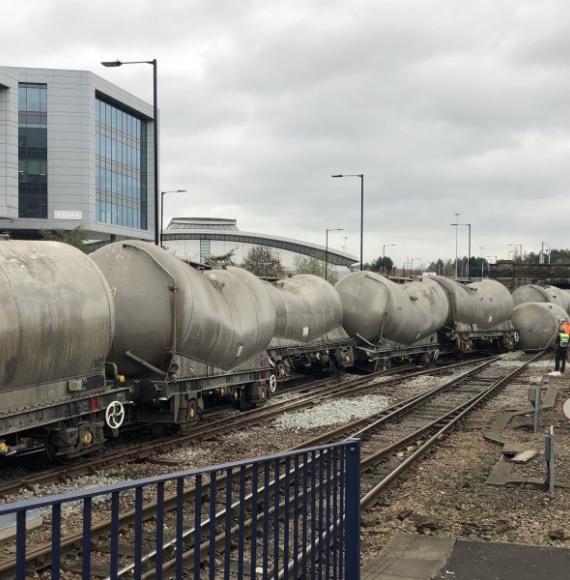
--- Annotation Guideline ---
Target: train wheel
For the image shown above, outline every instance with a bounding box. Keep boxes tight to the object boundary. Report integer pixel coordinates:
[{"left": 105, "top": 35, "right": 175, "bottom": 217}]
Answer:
[{"left": 268, "top": 374, "right": 277, "bottom": 395}]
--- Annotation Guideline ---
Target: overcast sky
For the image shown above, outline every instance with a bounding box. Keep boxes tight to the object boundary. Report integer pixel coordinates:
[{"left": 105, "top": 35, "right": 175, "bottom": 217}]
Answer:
[{"left": 4, "top": 0, "right": 570, "bottom": 268}]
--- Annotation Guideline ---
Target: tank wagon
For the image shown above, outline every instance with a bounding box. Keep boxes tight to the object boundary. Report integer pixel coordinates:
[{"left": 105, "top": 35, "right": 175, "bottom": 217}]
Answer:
[
  {"left": 432, "top": 277, "right": 516, "bottom": 352},
  {"left": 266, "top": 276, "right": 353, "bottom": 379},
  {"left": 512, "top": 302, "right": 568, "bottom": 351},
  {"left": 336, "top": 272, "right": 516, "bottom": 370},
  {"left": 335, "top": 272, "right": 448, "bottom": 370},
  {"left": 92, "top": 241, "right": 352, "bottom": 426},
  {"left": 512, "top": 284, "right": 570, "bottom": 314},
  {"left": 0, "top": 241, "right": 129, "bottom": 460}
]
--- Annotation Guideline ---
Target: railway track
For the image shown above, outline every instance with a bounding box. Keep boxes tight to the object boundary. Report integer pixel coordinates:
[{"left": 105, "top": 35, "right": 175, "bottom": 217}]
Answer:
[
  {"left": 0, "top": 358, "right": 483, "bottom": 499},
  {"left": 0, "top": 355, "right": 504, "bottom": 579}
]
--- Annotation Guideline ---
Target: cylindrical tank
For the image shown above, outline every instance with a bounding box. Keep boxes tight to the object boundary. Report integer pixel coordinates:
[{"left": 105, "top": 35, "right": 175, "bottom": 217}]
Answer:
[
  {"left": 267, "top": 275, "right": 342, "bottom": 342},
  {"left": 512, "top": 302, "right": 568, "bottom": 351},
  {"left": 512, "top": 284, "right": 570, "bottom": 314},
  {"left": 335, "top": 272, "right": 449, "bottom": 345},
  {"left": 0, "top": 240, "right": 115, "bottom": 392},
  {"left": 92, "top": 241, "right": 276, "bottom": 374},
  {"left": 433, "top": 277, "right": 513, "bottom": 329}
]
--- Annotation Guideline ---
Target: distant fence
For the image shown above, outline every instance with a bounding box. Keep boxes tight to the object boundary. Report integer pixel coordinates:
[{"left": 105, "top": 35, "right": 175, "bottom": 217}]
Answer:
[{"left": 0, "top": 439, "right": 361, "bottom": 579}]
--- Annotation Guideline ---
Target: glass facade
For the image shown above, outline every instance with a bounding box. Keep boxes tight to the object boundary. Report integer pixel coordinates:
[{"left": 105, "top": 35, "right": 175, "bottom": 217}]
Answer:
[
  {"left": 18, "top": 83, "right": 47, "bottom": 218},
  {"left": 95, "top": 97, "right": 147, "bottom": 229}
]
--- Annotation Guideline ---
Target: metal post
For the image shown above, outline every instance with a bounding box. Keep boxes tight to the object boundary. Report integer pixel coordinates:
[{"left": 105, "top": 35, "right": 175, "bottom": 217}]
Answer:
[
  {"left": 359, "top": 174, "right": 364, "bottom": 271},
  {"left": 533, "top": 382, "right": 542, "bottom": 434},
  {"left": 152, "top": 59, "right": 159, "bottom": 245},
  {"left": 344, "top": 438, "right": 361, "bottom": 580},
  {"left": 540, "top": 242, "right": 544, "bottom": 265},
  {"left": 453, "top": 213, "right": 460, "bottom": 279},
  {"left": 545, "top": 426, "right": 555, "bottom": 495},
  {"left": 160, "top": 191, "right": 165, "bottom": 247},
  {"left": 325, "top": 229, "right": 329, "bottom": 282},
  {"left": 467, "top": 224, "right": 471, "bottom": 281}
]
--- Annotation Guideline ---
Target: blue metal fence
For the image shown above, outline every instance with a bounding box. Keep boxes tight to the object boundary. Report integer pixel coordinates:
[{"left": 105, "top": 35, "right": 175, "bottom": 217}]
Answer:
[{"left": 0, "top": 439, "right": 361, "bottom": 579}]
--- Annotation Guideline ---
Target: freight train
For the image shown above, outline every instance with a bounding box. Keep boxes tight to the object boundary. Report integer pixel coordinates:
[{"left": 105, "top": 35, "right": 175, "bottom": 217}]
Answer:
[{"left": 0, "top": 239, "right": 549, "bottom": 461}]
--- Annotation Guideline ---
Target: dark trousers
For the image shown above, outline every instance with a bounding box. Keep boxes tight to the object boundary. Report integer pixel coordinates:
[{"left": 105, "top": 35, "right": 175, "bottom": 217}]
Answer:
[{"left": 555, "top": 348, "right": 568, "bottom": 372}]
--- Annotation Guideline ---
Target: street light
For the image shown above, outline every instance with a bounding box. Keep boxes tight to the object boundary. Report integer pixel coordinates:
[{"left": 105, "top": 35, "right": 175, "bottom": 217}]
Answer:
[
  {"left": 508, "top": 243, "right": 523, "bottom": 261},
  {"left": 332, "top": 174, "right": 364, "bottom": 270},
  {"left": 480, "top": 246, "right": 485, "bottom": 277},
  {"left": 382, "top": 243, "right": 396, "bottom": 274},
  {"left": 451, "top": 219, "right": 471, "bottom": 280},
  {"left": 102, "top": 58, "right": 159, "bottom": 245},
  {"left": 160, "top": 189, "right": 187, "bottom": 247},
  {"left": 325, "top": 228, "right": 343, "bottom": 282}
]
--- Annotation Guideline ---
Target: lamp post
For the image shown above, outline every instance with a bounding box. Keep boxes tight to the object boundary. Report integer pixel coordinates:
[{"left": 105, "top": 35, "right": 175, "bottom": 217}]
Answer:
[
  {"left": 480, "top": 246, "right": 484, "bottom": 277},
  {"left": 160, "top": 189, "right": 187, "bottom": 247},
  {"left": 332, "top": 174, "right": 364, "bottom": 270},
  {"left": 451, "top": 212, "right": 461, "bottom": 279},
  {"left": 325, "top": 228, "right": 343, "bottom": 282},
  {"left": 102, "top": 58, "right": 159, "bottom": 245},
  {"left": 382, "top": 243, "right": 396, "bottom": 274}
]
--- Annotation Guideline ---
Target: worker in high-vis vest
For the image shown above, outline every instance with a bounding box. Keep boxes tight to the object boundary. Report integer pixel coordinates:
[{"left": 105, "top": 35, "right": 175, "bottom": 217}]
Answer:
[{"left": 554, "top": 324, "right": 570, "bottom": 374}]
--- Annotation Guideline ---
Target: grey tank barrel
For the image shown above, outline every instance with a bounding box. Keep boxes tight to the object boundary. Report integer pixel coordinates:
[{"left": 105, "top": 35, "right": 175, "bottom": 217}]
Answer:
[
  {"left": 267, "top": 275, "right": 343, "bottom": 342},
  {"left": 335, "top": 271, "right": 449, "bottom": 345},
  {"left": 512, "top": 284, "right": 570, "bottom": 314},
  {"left": 512, "top": 302, "right": 568, "bottom": 351},
  {"left": 91, "top": 241, "right": 276, "bottom": 375},
  {"left": 0, "top": 240, "right": 115, "bottom": 392},
  {"left": 432, "top": 277, "right": 513, "bottom": 329}
]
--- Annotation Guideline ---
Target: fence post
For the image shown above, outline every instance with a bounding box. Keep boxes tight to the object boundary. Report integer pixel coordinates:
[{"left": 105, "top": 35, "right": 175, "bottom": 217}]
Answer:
[{"left": 344, "top": 438, "right": 361, "bottom": 580}]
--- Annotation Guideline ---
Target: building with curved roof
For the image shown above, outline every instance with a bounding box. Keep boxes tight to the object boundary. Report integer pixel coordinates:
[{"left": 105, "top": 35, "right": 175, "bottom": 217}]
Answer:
[{"left": 162, "top": 217, "right": 357, "bottom": 275}]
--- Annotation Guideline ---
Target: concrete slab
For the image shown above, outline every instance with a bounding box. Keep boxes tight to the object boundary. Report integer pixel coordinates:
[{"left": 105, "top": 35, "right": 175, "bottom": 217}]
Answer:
[
  {"left": 361, "top": 534, "right": 454, "bottom": 580},
  {"left": 364, "top": 535, "right": 570, "bottom": 580},
  {"left": 433, "top": 539, "right": 570, "bottom": 580}
]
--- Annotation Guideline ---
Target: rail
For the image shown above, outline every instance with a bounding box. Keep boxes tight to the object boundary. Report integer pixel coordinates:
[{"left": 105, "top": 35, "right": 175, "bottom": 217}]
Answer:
[{"left": 0, "top": 440, "right": 361, "bottom": 580}]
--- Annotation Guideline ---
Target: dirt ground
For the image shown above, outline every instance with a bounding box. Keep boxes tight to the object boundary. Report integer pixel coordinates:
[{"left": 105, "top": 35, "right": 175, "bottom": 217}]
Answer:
[{"left": 360, "top": 370, "right": 570, "bottom": 565}]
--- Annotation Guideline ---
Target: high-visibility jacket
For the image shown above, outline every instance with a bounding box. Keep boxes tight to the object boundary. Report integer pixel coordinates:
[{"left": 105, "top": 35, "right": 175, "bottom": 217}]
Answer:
[
  {"left": 558, "top": 331, "right": 569, "bottom": 348},
  {"left": 561, "top": 322, "right": 570, "bottom": 335}
]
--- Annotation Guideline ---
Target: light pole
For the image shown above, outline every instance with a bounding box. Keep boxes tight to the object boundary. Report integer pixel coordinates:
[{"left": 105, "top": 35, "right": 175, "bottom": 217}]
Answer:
[
  {"left": 160, "top": 189, "right": 187, "bottom": 247},
  {"left": 382, "top": 243, "right": 396, "bottom": 274},
  {"left": 451, "top": 212, "right": 461, "bottom": 279},
  {"left": 102, "top": 58, "right": 159, "bottom": 245},
  {"left": 343, "top": 236, "right": 348, "bottom": 253},
  {"left": 508, "top": 243, "right": 523, "bottom": 261},
  {"left": 325, "top": 228, "right": 343, "bottom": 282},
  {"left": 332, "top": 174, "right": 364, "bottom": 270},
  {"left": 480, "top": 246, "right": 484, "bottom": 277}
]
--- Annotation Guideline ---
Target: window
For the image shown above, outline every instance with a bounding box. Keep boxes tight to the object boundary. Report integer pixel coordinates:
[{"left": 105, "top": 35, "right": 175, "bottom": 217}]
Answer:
[
  {"left": 18, "top": 83, "right": 47, "bottom": 218},
  {"left": 95, "top": 96, "right": 148, "bottom": 229}
]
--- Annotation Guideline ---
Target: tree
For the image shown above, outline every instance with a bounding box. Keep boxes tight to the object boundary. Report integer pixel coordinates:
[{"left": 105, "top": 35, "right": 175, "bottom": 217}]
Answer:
[
  {"left": 293, "top": 255, "right": 338, "bottom": 284},
  {"left": 206, "top": 249, "right": 236, "bottom": 267},
  {"left": 41, "top": 226, "right": 89, "bottom": 252},
  {"left": 367, "top": 256, "right": 394, "bottom": 274},
  {"left": 241, "top": 246, "right": 285, "bottom": 279}
]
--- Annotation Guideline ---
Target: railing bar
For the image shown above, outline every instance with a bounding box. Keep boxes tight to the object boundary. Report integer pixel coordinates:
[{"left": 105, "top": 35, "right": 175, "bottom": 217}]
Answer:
[
  {"left": 310, "top": 450, "right": 317, "bottom": 580},
  {"left": 283, "top": 456, "right": 291, "bottom": 580},
  {"left": 273, "top": 458, "right": 281, "bottom": 580},
  {"left": 194, "top": 474, "right": 203, "bottom": 579},
  {"left": 83, "top": 497, "right": 92, "bottom": 580},
  {"left": 250, "top": 463, "right": 260, "bottom": 579},
  {"left": 16, "top": 510, "right": 26, "bottom": 580},
  {"left": 339, "top": 448, "right": 345, "bottom": 580},
  {"left": 134, "top": 487, "right": 143, "bottom": 580},
  {"left": 318, "top": 450, "right": 325, "bottom": 580},
  {"left": 176, "top": 478, "right": 184, "bottom": 579},
  {"left": 51, "top": 503, "right": 61, "bottom": 580},
  {"left": 238, "top": 465, "right": 247, "bottom": 578},
  {"left": 325, "top": 448, "right": 332, "bottom": 580},
  {"left": 302, "top": 452, "right": 308, "bottom": 580},
  {"left": 155, "top": 482, "right": 165, "bottom": 580},
  {"left": 263, "top": 462, "right": 271, "bottom": 578},
  {"left": 223, "top": 468, "right": 233, "bottom": 580},
  {"left": 209, "top": 472, "right": 217, "bottom": 580},
  {"left": 110, "top": 491, "right": 120, "bottom": 580},
  {"left": 292, "top": 455, "right": 300, "bottom": 580},
  {"left": 332, "top": 447, "right": 339, "bottom": 580}
]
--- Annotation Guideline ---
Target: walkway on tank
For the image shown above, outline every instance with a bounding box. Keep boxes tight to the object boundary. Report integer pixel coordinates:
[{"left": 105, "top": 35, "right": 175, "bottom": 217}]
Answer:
[{"left": 362, "top": 533, "right": 570, "bottom": 580}]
